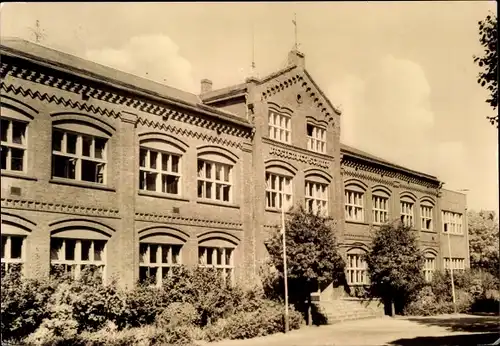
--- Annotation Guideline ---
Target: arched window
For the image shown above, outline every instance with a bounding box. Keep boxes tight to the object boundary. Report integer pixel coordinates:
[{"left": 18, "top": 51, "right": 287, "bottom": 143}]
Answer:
[
  {"left": 139, "top": 133, "right": 187, "bottom": 196},
  {"left": 1, "top": 218, "right": 31, "bottom": 277},
  {"left": 197, "top": 146, "right": 237, "bottom": 203},
  {"left": 372, "top": 187, "right": 391, "bottom": 225},
  {"left": 138, "top": 227, "right": 187, "bottom": 286},
  {"left": 51, "top": 117, "right": 113, "bottom": 185},
  {"left": 304, "top": 169, "right": 331, "bottom": 216},
  {"left": 265, "top": 160, "right": 296, "bottom": 211},
  {"left": 1, "top": 105, "right": 32, "bottom": 173},
  {"left": 268, "top": 103, "right": 292, "bottom": 144},
  {"left": 198, "top": 231, "right": 238, "bottom": 285},
  {"left": 420, "top": 198, "right": 435, "bottom": 231},
  {"left": 345, "top": 181, "right": 366, "bottom": 222},
  {"left": 49, "top": 220, "right": 114, "bottom": 281},
  {"left": 306, "top": 117, "right": 327, "bottom": 154},
  {"left": 423, "top": 251, "right": 436, "bottom": 282},
  {"left": 346, "top": 248, "right": 369, "bottom": 285},
  {"left": 400, "top": 193, "right": 416, "bottom": 227}
]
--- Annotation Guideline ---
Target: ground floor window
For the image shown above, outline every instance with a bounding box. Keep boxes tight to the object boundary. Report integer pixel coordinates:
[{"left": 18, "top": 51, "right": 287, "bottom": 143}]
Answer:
[
  {"left": 444, "top": 257, "right": 465, "bottom": 271},
  {"left": 139, "top": 243, "right": 182, "bottom": 286},
  {"left": 198, "top": 246, "right": 234, "bottom": 284},
  {"left": 346, "top": 253, "right": 369, "bottom": 285},
  {"left": 424, "top": 256, "right": 436, "bottom": 282},
  {"left": 50, "top": 238, "right": 106, "bottom": 280},
  {"left": 1, "top": 234, "right": 25, "bottom": 277}
]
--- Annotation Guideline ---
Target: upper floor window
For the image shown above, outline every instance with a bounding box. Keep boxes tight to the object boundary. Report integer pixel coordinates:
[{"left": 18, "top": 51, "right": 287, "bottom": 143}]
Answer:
[
  {"left": 444, "top": 257, "right": 465, "bottom": 271},
  {"left": 139, "top": 148, "right": 180, "bottom": 195},
  {"left": 305, "top": 181, "right": 328, "bottom": 215},
  {"left": 197, "top": 160, "right": 232, "bottom": 203},
  {"left": 1, "top": 118, "right": 27, "bottom": 172},
  {"left": 306, "top": 124, "right": 326, "bottom": 153},
  {"left": 268, "top": 111, "right": 291, "bottom": 144},
  {"left": 1, "top": 234, "right": 25, "bottom": 277},
  {"left": 139, "top": 243, "right": 181, "bottom": 286},
  {"left": 372, "top": 195, "right": 389, "bottom": 225},
  {"left": 443, "top": 211, "right": 463, "bottom": 234},
  {"left": 266, "top": 172, "right": 293, "bottom": 210},
  {"left": 198, "top": 246, "right": 234, "bottom": 284},
  {"left": 52, "top": 129, "right": 107, "bottom": 184},
  {"left": 400, "top": 201, "right": 414, "bottom": 227},
  {"left": 421, "top": 205, "right": 433, "bottom": 231},
  {"left": 345, "top": 190, "right": 364, "bottom": 222}
]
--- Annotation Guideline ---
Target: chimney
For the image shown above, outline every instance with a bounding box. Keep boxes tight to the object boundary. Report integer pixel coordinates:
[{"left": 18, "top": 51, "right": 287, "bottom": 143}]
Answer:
[
  {"left": 200, "top": 79, "right": 213, "bottom": 94},
  {"left": 288, "top": 49, "right": 305, "bottom": 68}
]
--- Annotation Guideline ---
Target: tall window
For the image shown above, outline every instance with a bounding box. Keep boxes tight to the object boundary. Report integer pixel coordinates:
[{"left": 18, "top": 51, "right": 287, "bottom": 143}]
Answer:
[
  {"left": 421, "top": 205, "right": 433, "bottom": 231},
  {"left": 197, "top": 160, "right": 232, "bottom": 202},
  {"left": 139, "top": 243, "right": 181, "bottom": 286},
  {"left": 50, "top": 238, "right": 106, "bottom": 280},
  {"left": 198, "top": 246, "right": 234, "bottom": 284},
  {"left": 1, "top": 118, "right": 27, "bottom": 172},
  {"left": 346, "top": 253, "right": 368, "bottom": 285},
  {"left": 306, "top": 124, "right": 326, "bottom": 153},
  {"left": 52, "top": 129, "right": 107, "bottom": 184},
  {"left": 345, "top": 190, "right": 364, "bottom": 222},
  {"left": 424, "top": 256, "right": 436, "bottom": 282},
  {"left": 444, "top": 258, "right": 465, "bottom": 271},
  {"left": 1, "top": 234, "right": 25, "bottom": 277},
  {"left": 266, "top": 172, "right": 292, "bottom": 210},
  {"left": 305, "top": 181, "right": 328, "bottom": 215},
  {"left": 139, "top": 148, "right": 180, "bottom": 195},
  {"left": 372, "top": 195, "right": 389, "bottom": 224},
  {"left": 268, "top": 111, "right": 291, "bottom": 144},
  {"left": 400, "top": 201, "right": 414, "bottom": 227},
  {"left": 443, "top": 211, "right": 463, "bottom": 234}
]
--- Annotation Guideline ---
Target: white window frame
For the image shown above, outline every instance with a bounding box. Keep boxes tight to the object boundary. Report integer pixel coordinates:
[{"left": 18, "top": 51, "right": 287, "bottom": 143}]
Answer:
[
  {"left": 444, "top": 257, "right": 465, "bottom": 271},
  {"left": 198, "top": 246, "right": 234, "bottom": 285},
  {"left": 305, "top": 180, "right": 328, "bottom": 215},
  {"left": 346, "top": 253, "right": 369, "bottom": 285},
  {"left": 1, "top": 234, "right": 26, "bottom": 275},
  {"left": 306, "top": 123, "right": 326, "bottom": 153},
  {"left": 268, "top": 111, "right": 291, "bottom": 144},
  {"left": 139, "top": 243, "right": 182, "bottom": 286},
  {"left": 197, "top": 159, "right": 233, "bottom": 203},
  {"left": 421, "top": 205, "right": 433, "bottom": 231},
  {"left": 372, "top": 195, "right": 389, "bottom": 225},
  {"left": 345, "top": 190, "right": 364, "bottom": 222},
  {"left": 50, "top": 238, "right": 107, "bottom": 281},
  {"left": 442, "top": 211, "right": 463, "bottom": 235},
  {"left": 139, "top": 147, "right": 181, "bottom": 195},
  {"left": 266, "top": 172, "right": 293, "bottom": 210},
  {"left": 1, "top": 118, "right": 27, "bottom": 172},
  {"left": 423, "top": 256, "right": 436, "bottom": 282},
  {"left": 400, "top": 201, "right": 414, "bottom": 227},
  {"left": 52, "top": 129, "right": 107, "bottom": 184}
]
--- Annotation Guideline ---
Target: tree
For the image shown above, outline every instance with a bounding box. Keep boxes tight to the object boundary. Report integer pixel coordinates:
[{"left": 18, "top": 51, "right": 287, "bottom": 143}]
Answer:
[
  {"left": 468, "top": 210, "right": 499, "bottom": 276},
  {"left": 364, "top": 221, "right": 425, "bottom": 315},
  {"left": 473, "top": 12, "right": 498, "bottom": 127},
  {"left": 264, "top": 206, "right": 345, "bottom": 321}
]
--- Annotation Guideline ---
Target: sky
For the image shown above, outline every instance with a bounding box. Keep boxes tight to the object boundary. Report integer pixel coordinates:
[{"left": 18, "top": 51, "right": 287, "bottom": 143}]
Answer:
[{"left": 1, "top": 2, "right": 498, "bottom": 213}]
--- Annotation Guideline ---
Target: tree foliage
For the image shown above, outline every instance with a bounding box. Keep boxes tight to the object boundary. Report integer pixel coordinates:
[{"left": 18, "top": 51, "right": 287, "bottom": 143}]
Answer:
[
  {"left": 264, "top": 206, "right": 345, "bottom": 304},
  {"left": 473, "top": 12, "right": 498, "bottom": 126},
  {"left": 365, "top": 221, "right": 425, "bottom": 314},
  {"left": 468, "top": 210, "right": 499, "bottom": 276}
]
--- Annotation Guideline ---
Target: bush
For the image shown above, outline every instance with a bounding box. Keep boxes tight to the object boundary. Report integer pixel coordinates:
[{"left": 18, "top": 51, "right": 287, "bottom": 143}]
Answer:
[
  {"left": 204, "top": 300, "right": 303, "bottom": 341},
  {"left": 155, "top": 302, "right": 198, "bottom": 328}
]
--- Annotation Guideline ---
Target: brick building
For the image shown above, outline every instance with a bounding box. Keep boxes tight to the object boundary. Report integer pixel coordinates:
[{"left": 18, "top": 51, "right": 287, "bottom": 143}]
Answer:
[{"left": 0, "top": 38, "right": 469, "bottom": 298}]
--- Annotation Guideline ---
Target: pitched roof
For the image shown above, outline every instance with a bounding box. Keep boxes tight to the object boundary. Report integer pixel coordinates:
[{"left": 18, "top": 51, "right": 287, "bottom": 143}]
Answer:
[
  {"left": 340, "top": 143, "right": 439, "bottom": 182},
  {"left": 0, "top": 37, "right": 251, "bottom": 128}
]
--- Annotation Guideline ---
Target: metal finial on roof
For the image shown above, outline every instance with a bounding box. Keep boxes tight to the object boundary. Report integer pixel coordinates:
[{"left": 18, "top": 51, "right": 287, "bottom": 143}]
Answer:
[
  {"left": 292, "top": 13, "right": 300, "bottom": 51},
  {"left": 28, "top": 20, "right": 46, "bottom": 43}
]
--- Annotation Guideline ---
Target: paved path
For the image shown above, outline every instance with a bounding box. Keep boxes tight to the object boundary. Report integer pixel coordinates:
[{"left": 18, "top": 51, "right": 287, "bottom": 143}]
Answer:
[{"left": 202, "top": 314, "right": 499, "bottom": 346}]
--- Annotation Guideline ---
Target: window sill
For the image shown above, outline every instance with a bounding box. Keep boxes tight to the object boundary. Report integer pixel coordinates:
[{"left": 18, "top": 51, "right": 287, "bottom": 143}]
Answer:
[
  {"left": 1, "top": 171, "right": 38, "bottom": 181},
  {"left": 197, "top": 199, "right": 240, "bottom": 209},
  {"left": 444, "top": 232, "right": 465, "bottom": 237},
  {"left": 138, "top": 190, "right": 189, "bottom": 202},
  {"left": 345, "top": 220, "right": 369, "bottom": 226},
  {"left": 49, "top": 178, "right": 116, "bottom": 192},
  {"left": 421, "top": 229, "right": 437, "bottom": 234},
  {"left": 265, "top": 207, "right": 291, "bottom": 214}
]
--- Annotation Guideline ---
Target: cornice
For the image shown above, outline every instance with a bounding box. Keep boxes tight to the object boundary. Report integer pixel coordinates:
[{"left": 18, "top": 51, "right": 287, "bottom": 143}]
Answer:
[
  {"left": 260, "top": 71, "right": 337, "bottom": 127},
  {"left": 263, "top": 137, "right": 333, "bottom": 170},
  {"left": 1, "top": 198, "right": 120, "bottom": 219},
  {"left": 135, "top": 212, "right": 242, "bottom": 230},
  {"left": 0, "top": 60, "right": 253, "bottom": 139}
]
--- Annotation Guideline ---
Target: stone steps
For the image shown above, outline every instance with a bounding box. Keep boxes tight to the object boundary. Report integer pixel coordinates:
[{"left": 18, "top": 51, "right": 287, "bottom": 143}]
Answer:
[{"left": 316, "top": 298, "right": 384, "bottom": 325}]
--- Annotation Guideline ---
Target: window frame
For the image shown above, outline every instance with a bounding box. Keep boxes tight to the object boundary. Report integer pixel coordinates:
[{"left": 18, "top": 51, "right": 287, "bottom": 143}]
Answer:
[
  {"left": 345, "top": 189, "right": 365, "bottom": 222},
  {"left": 442, "top": 211, "right": 463, "bottom": 235},
  {"left": 444, "top": 257, "right": 465, "bottom": 271},
  {"left": 139, "top": 242, "right": 182, "bottom": 286},
  {"left": 1, "top": 117, "right": 28, "bottom": 173},
  {"left": 197, "top": 159, "right": 233, "bottom": 203},
  {"left": 420, "top": 204, "right": 433, "bottom": 231},
  {"left": 306, "top": 123, "right": 326, "bottom": 154},
  {"left": 400, "top": 201, "right": 414, "bottom": 227},
  {"left": 1, "top": 234, "right": 26, "bottom": 276},
  {"left": 139, "top": 146, "right": 182, "bottom": 195},
  {"left": 346, "top": 252, "right": 369, "bottom": 286},
  {"left": 305, "top": 180, "right": 328, "bottom": 215},
  {"left": 268, "top": 111, "right": 291, "bottom": 144},
  {"left": 423, "top": 255, "right": 436, "bottom": 282},
  {"left": 198, "top": 246, "right": 235, "bottom": 285},
  {"left": 372, "top": 194, "right": 389, "bottom": 225},
  {"left": 265, "top": 172, "right": 293, "bottom": 211}
]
